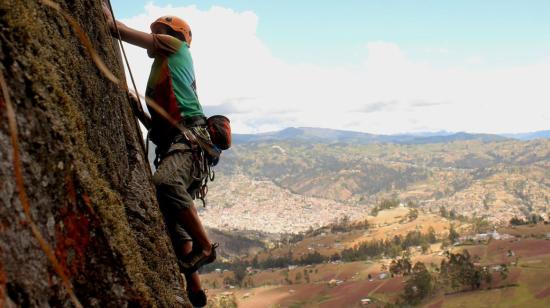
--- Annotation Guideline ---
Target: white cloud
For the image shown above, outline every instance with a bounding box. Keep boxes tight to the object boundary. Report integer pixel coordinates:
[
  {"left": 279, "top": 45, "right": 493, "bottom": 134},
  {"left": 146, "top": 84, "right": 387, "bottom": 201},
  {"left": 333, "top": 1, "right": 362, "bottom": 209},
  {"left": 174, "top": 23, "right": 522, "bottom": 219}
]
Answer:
[
  {"left": 464, "top": 55, "right": 485, "bottom": 65},
  {"left": 119, "top": 4, "right": 550, "bottom": 134},
  {"left": 423, "top": 47, "right": 450, "bottom": 54}
]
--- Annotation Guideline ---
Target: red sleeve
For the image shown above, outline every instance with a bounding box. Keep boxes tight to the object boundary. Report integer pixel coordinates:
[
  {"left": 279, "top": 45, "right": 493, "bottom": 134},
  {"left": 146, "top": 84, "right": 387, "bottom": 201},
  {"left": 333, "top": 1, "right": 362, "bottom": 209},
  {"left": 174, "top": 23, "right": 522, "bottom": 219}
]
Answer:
[{"left": 147, "top": 34, "right": 183, "bottom": 58}]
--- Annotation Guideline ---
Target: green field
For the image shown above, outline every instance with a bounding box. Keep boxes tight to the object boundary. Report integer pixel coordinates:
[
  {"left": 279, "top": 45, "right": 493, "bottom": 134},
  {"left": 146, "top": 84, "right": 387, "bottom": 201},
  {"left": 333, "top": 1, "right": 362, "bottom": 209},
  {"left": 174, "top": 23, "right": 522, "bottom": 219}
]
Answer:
[{"left": 205, "top": 221, "right": 550, "bottom": 307}]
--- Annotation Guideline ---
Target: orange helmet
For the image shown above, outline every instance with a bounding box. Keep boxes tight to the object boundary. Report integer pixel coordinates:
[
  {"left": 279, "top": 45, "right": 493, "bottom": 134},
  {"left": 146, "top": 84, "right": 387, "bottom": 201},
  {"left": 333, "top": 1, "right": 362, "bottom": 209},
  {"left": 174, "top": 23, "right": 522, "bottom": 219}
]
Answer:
[{"left": 151, "top": 16, "right": 192, "bottom": 46}]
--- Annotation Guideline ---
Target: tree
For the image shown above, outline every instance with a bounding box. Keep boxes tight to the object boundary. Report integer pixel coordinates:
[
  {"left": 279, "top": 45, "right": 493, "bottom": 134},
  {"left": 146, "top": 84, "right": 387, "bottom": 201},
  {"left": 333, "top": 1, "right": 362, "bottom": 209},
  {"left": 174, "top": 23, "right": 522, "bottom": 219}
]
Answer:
[
  {"left": 440, "top": 206, "right": 448, "bottom": 218},
  {"left": 299, "top": 251, "right": 325, "bottom": 265},
  {"left": 408, "top": 208, "right": 419, "bottom": 221},
  {"left": 295, "top": 271, "right": 302, "bottom": 283},
  {"left": 440, "top": 239, "right": 450, "bottom": 250},
  {"left": 439, "top": 250, "right": 491, "bottom": 291},
  {"left": 427, "top": 226, "right": 437, "bottom": 243},
  {"left": 390, "top": 256, "right": 413, "bottom": 276},
  {"left": 472, "top": 217, "right": 490, "bottom": 233},
  {"left": 283, "top": 270, "right": 291, "bottom": 284},
  {"left": 389, "top": 259, "right": 401, "bottom": 276},
  {"left": 330, "top": 252, "right": 341, "bottom": 261},
  {"left": 372, "top": 198, "right": 400, "bottom": 216},
  {"left": 449, "top": 209, "right": 457, "bottom": 220},
  {"left": 402, "top": 262, "right": 433, "bottom": 305},
  {"left": 499, "top": 264, "right": 509, "bottom": 281},
  {"left": 393, "top": 235, "right": 402, "bottom": 246},
  {"left": 421, "top": 241, "right": 430, "bottom": 254},
  {"left": 509, "top": 216, "right": 526, "bottom": 226},
  {"left": 448, "top": 224, "right": 460, "bottom": 243},
  {"left": 387, "top": 244, "right": 402, "bottom": 259},
  {"left": 233, "top": 264, "right": 247, "bottom": 286},
  {"left": 252, "top": 255, "right": 259, "bottom": 268},
  {"left": 528, "top": 213, "right": 544, "bottom": 224}
]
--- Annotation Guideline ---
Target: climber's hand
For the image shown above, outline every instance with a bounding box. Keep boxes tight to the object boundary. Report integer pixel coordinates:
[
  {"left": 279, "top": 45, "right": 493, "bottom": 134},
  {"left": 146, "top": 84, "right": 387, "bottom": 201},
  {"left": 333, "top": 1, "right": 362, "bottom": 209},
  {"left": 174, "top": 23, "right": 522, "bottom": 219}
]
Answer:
[
  {"left": 128, "top": 91, "right": 141, "bottom": 110},
  {"left": 128, "top": 91, "right": 152, "bottom": 129}
]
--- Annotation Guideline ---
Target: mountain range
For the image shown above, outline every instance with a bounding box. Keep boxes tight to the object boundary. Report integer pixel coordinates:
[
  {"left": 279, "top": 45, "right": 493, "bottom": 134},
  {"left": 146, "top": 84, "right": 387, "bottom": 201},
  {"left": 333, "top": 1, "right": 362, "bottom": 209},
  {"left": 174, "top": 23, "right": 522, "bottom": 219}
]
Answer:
[{"left": 233, "top": 127, "right": 549, "bottom": 144}]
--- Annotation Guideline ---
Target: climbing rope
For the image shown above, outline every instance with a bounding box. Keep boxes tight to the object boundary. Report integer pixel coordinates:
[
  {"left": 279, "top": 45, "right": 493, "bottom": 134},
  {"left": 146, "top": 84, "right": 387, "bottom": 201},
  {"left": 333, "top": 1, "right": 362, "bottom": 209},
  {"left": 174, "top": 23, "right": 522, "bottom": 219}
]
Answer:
[
  {"left": 105, "top": 0, "right": 150, "bottom": 162},
  {"left": 106, "top": 0, "right": 143, "bottom": 111}
]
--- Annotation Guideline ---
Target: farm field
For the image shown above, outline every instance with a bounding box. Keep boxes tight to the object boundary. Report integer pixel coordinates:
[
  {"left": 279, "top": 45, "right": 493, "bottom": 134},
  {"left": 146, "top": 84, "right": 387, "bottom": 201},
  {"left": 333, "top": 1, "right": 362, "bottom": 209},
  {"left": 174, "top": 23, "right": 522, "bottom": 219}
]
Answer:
[
  {"left": 204, "top": 212, "right": 550, "bottom": 307},
  {"left": 252, "top": 207, "right": 455, "bottom": 262}
]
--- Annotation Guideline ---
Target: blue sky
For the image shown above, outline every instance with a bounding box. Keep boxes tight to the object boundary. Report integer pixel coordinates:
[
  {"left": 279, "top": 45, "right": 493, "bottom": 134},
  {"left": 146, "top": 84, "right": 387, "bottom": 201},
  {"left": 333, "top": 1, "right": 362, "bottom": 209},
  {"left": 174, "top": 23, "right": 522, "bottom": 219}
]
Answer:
[
  {"left": 112, "top": 0, "right": 550, "bottom": 67},
  {"left": 112, "top": 1, "right": 550, "bottom": 134}
]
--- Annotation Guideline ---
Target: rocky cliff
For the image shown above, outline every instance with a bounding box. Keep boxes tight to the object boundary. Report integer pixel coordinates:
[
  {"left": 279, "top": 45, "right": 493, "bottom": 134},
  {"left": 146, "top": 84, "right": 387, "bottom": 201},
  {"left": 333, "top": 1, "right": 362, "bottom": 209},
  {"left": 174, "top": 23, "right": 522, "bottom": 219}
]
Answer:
[{"left": 0, "top": 0, "right": 189, "bottom": 306}]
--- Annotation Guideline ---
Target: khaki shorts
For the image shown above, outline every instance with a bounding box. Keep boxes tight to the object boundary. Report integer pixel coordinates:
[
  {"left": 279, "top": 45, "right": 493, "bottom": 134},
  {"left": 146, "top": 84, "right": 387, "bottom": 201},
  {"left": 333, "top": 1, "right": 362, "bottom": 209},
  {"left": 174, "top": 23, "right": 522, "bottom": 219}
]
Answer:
[{"left": 153, "top": 142, "right": 196, "bottom": 245}]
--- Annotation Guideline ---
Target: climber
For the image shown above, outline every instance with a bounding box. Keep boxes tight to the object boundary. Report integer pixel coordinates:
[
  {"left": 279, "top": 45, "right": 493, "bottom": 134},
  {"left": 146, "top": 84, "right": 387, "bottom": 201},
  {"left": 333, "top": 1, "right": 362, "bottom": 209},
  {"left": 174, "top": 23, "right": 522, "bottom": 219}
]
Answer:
[{"left": 103, "top": 4, "right": 217, "bottom": 306}]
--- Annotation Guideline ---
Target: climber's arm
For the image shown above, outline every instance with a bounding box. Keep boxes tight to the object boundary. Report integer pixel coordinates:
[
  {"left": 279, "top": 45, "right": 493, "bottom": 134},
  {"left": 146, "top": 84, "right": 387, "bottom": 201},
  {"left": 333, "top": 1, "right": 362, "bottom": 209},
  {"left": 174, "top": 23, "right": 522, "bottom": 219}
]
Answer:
[
  {"left": 128, "top": 91, "right": 152, "bottom": 130},
  {"left": 102, "top": 3, "right": 154, "bottom": 50}
]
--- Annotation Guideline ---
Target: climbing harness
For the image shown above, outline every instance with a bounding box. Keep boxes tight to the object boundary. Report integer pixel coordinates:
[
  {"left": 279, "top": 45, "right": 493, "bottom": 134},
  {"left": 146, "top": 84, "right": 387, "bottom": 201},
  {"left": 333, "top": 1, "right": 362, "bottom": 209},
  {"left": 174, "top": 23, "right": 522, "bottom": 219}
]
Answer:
[{"left": 155, "top": 126, "right": 219, "bottom": 207}]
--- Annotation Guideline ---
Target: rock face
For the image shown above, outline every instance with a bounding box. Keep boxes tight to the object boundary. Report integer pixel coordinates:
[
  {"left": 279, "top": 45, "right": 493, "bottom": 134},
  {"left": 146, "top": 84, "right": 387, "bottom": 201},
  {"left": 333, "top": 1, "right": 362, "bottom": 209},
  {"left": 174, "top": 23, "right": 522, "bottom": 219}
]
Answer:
[{"left": 0, "top": 1, "right": 188, "bottom": 306}]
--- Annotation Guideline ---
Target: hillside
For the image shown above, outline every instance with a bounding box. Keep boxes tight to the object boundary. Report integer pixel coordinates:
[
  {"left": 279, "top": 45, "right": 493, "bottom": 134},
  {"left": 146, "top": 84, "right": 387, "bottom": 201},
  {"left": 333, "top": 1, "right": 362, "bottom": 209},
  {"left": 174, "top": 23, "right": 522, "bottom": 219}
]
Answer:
[
  {"left": 0, "top": 1, "right": 188, "bottom": 306},
  {"left": 202, "top": 209, "right": 550, "bottom": 307},
  {"left": 503, "top": 130, "right": 550, "bottom": 140},
  {"left": 204, "top": 138, "right": 549, "bottom": 233},
  {"left": 207, "top": 228, "right": 266, "bottom": 260},
  {"left": 202, "top": 174, "right": 371, "bottom": 234},
  {"left": 233, "top": 127, "right": 510, "bottom": 145}
]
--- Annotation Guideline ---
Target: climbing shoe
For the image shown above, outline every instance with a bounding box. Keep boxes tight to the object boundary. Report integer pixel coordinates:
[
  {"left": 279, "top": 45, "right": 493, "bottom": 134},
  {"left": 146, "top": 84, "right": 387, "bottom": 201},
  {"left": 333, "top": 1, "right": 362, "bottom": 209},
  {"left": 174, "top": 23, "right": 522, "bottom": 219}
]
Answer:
[
  {"left": 187, "top": 289, "right": 207, "bottom": 307},
  {"left": 178, "top": 243, "right": 218, "bottom": 274}
]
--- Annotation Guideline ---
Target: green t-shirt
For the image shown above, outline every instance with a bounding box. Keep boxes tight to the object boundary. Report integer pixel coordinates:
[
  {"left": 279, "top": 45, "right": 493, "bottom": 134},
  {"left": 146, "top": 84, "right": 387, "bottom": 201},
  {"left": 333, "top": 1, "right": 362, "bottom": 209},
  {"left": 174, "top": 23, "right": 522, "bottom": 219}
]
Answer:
[{"left": 145, "top": 34, "right": 204, "bottom": 145}]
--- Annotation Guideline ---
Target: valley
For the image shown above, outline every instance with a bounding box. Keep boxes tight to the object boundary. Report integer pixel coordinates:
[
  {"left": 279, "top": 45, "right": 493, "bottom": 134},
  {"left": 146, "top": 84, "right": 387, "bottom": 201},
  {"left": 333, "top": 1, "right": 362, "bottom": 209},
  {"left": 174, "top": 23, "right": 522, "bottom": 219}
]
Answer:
[{"left": 196, "top": 135, "right": 550, "bottom": 307}]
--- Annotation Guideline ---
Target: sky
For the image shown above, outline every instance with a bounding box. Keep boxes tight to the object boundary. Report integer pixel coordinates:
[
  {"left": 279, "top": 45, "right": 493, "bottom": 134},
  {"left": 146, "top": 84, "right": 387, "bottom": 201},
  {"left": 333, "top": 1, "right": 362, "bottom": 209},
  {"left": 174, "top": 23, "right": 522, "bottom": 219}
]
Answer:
[{"left": 110, "top": 1, "right": 550, "bottom": 134}]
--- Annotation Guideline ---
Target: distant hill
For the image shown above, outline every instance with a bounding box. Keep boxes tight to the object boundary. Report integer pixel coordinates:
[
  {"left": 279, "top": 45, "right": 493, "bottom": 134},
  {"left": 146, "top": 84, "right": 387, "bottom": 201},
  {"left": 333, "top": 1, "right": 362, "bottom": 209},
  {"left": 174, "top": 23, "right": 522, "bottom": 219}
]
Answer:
[
  {"left": 205, "top": 227, "right": 266, "bottom": 260},
  {"left": 208, "top": 137, "right": 549, "bottom": 228},
  {"left": 503, "top": 130, "right": 550, "bottom": 140},
  {"left": 233, "top": 127, "right": 509, "bottom": 144}
]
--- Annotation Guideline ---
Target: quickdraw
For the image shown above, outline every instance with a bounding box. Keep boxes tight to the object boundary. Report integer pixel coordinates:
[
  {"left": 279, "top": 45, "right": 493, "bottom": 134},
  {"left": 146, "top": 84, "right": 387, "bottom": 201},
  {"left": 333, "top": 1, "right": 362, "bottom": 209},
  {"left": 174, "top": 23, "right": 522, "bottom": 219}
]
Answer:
[{"left": 188, "top": 127, "right": 217, "bottom": 207}]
